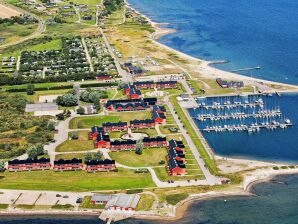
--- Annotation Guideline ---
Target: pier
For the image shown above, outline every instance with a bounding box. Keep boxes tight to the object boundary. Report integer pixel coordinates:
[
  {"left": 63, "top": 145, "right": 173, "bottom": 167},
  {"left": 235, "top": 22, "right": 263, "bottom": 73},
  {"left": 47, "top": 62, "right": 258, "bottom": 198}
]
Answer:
[
  {"left": 203, "top": 120, "right": 293, "bottom": 133},
  {"left": 193, "top": 99, "right": 264, "bottom": 110},
  {"left": 195, "top": 109, "right": 282, "bottom": 121}
]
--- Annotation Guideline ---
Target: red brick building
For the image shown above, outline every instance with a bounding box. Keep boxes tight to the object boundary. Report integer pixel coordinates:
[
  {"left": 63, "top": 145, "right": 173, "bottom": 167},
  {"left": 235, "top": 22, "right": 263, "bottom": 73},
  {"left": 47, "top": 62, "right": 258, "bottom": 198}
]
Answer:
[
  {"left": 130, "top": 119, "right": 155, "bottom": 129},
  {"left": 167, "top": 139, "right": 187, "bottom": 176},
  {"left": 110, "top": 140, "right": 137, "bottom": 151},
  {"left": 90, "top": 126, "right": 105, "bottom": 140},
  {"left": 53, "top": 159, "right": 83, "bottom": 171},
  {"left": 95, "top": 131, "right": 111, "bottom": 149},
  {"left": 103, "top": 122, "right": 128, "bottom": 132},
  {"left": 133, "top": 81, "right": 154, "bottom": 89},
  {"left": 156, "top": 81, "right": 178, "bottom": 89},
  {"left": 7, "top": 158, "right": 51, "bottom": 171},
  {"left": 152, "top": 110, "right": 166, "bottom": 124},
  {"left": 85, "top": 159, "right": 116, "bottom": 172},
  {"left": 142, "top": 136, "right": 168, "bottom": 148}
]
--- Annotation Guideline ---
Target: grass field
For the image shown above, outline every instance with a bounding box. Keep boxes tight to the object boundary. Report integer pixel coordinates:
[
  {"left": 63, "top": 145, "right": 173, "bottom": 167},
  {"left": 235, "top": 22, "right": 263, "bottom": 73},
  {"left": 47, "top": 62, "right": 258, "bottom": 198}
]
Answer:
[
  {"left": 136, "top": 194, "right": 155, "bottom": 211},
  {"left": 110, "top": 148, "right": 167, "bottom": 167},
  {"left": 166, "top": 193, "right": 188, "bottom": 205},
  {"left": 0, "top": 169, "right": 155, "bottom": 191},
  {"left": 69, "top": 111, "right": 152, "bottom": 129},
  {"left": 56, "top": 139, "right": 94, "bottom": 152},
  {"left": 55, "top": 153, "right": 86, "bottom": 160}
]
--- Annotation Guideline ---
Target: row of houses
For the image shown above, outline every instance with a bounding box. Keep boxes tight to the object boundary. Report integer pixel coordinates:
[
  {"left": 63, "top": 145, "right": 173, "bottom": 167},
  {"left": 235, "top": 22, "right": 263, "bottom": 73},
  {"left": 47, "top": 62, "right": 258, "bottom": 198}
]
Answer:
[
  {"left": 105, "top": 98, "right": 157, "bottom": 112},
  {"left": 123, "top": 81, "right": 178, "bottom": 100},
  {"left": 216, "top": 78, "right": 244, "bottom": 89},
  {"left": 7, "top": 158, "right": 116, "bottom": 172},
  {"left": 152, "top": 105, "right": 167, "bottom": 124},
  {"left": 133, "top": 80, "right": 178, "bottom": 89},
  {"left": 167, "top": 139, "right": 187, "bottom": 176},
  {"left": 90, "top": 125, "right": 168, "bottom": 150}
]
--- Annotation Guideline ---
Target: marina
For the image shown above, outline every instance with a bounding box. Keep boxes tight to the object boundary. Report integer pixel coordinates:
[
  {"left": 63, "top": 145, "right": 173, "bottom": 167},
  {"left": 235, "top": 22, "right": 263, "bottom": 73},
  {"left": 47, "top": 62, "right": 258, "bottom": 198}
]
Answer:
[
  {"left": 191, "top": 94, "right": 293, "bottom": 133},
  {"left": 188, "top": 93, "right": 298, "bottom": 162}
]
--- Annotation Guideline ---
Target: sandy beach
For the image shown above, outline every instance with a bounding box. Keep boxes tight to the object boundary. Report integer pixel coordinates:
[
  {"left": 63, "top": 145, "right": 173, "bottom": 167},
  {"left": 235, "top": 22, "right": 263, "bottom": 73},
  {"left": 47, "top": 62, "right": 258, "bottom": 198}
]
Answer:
[
  {"left": 125, "top": 0, "right": 298, "bottom": 91},
  {"left": 0, "top": 4, "right": 21, "bottom": 18}
]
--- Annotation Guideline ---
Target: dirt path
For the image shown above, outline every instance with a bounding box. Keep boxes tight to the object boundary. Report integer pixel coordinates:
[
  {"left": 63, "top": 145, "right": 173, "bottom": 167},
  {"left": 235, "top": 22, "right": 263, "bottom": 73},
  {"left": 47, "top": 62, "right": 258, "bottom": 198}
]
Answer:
[{"left": 0, "top": 2, "right": 45, "bottom": 50}]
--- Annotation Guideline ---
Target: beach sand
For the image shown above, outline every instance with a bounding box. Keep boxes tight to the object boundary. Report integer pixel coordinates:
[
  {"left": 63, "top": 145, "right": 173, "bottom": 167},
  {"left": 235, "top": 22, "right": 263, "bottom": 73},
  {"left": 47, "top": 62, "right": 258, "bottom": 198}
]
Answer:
[{"left": 0, "top": 4, "right": 21, "bottom": 18}]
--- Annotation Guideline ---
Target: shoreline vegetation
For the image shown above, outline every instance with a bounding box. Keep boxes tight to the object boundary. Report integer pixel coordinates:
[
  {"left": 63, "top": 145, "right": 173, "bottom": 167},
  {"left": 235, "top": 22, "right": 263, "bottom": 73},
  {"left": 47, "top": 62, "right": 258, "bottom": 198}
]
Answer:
[{"left": 1, "top": 0, "right": 298, "bottom": 222}]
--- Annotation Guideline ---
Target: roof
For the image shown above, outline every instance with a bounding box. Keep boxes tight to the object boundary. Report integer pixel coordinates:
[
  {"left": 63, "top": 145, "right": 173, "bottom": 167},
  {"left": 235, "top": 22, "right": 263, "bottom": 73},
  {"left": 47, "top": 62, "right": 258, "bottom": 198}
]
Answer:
[
  {"left": 169, "top": 146, "right": 185, "bottom": 159},
  {"left": 103, "top": 122, "right": 127, "bottom": 127},
  {"left": 168, "top": 156, "right": 185, "bottom": 170},
  {"left": 143, "top": 136, "right": 167, "bottom": 143},
  {"left": 86, "top": 159, "right": 115, "bottom": 166},
  {"left": 156, "top": 80, "right": 177, "bottom": 85},
  {"left": 169, "top": 139, "right": 185, "bottom": 150},
  {"left": 111, "top": 139, "right": 136, "bottom": 146},
  {"left": 96, "top": 131, "right": 110, "bottom": 142},
  {"left": 152, "top": 110, "right": 166, "bottom": 119},
  {"left": 91, "top": 194, "right": 116, "bottom": 202},
  {"left": 105, "top": 193, "right": 140, "bottom": 209},
  {"left": 25, "top": 103, "right": 58, "bottom": 112},
  {"left": 152, "top": 105, "right": 166, "bottom": 113},
  {"left": 130, "top": 119, "right": 155, "bottom": 125},
  {"left": 8, "top": 158, "right": 50, "bottom": 165},
  {"left": 134, "top": 81, "right": 154, "bottom": 85},
  {"left": 54, "top": 158, "right": 82, "bottom": 165},
  {"left": 91, "top": 126, "right": 104, "bottom": 133},
  {"left": 129, "top": 87, "right": 142, "bottom": 96}
]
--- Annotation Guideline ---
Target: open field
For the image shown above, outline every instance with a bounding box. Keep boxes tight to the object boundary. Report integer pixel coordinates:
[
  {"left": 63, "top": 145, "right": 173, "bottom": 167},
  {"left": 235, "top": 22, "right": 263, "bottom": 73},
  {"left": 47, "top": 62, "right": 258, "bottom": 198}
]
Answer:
[
  {"left": 0, "top": 4, "right": 21, "bottom": 18},
  {"left": 55, "top": 153, "right": 86, "bottom": 160},
  {"left": 136, "top": 194, "right": 155, "bottom": 211},
  {"left": 56, "top": 139, "right": 94, "bottom": 152},
  {"left": 69, "top": 111, "right": 152, "bottom": 129},
  {"left": 0, "top": 169, "right": 155, "bottom": 191},
  {"left": 110, "top": 148, "right": 168, "bottom": 167}
]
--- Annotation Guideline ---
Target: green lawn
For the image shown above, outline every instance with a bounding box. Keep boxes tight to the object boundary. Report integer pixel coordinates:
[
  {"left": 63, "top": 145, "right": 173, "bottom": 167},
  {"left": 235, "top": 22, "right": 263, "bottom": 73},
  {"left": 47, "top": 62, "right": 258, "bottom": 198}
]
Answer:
[
  {"left": 0, "top": 169, "right": 155, "bottom": 191},
  {"left": 0, "top": 204, "right": 8, "bottom": 210},
  {"left": 159, "top": 125, "right": 179, "bottom": 135},
  {"left": 55, "top": 153, "right": 86, "bottom": 160},
  {"left": 56, "top": 139, "right": 94, "bottom": 152},
  {"left": 136, "top": 194, "right": 155, "bottom": 211},
  {"left": 69, "top": 111, "right": 152, "bottom": 129},
  {"left": 133, "top": 128, "right": 158, "bottom": 137},
  {"left": 26, "top": 38, "right": 62, "bottom": 51},
  {"left": 109, "top": 131, "right": 128, "bottom": 139},
  {"left": 110, "top": 148, "right": 167, "bottom": 167},
  {"left": 166, "top": 193, "right": 188, "bottom": 205}
]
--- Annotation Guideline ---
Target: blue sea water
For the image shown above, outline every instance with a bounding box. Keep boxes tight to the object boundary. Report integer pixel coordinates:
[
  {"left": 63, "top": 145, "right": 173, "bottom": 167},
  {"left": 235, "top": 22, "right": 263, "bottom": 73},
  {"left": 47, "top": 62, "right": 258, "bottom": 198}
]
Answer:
[
  {"left": 128, "top": 0, "right": 298, "bottom": 85},
  {"left": 2, "top": 174, "right": 298, "bottom": 224}
]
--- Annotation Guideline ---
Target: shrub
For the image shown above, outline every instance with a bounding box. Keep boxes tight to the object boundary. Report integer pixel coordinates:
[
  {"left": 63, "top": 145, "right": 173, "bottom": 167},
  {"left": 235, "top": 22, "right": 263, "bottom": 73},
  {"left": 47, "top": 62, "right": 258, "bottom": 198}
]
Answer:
[{"left": 166, "top": 193, "right": 189, "bottom": 205}]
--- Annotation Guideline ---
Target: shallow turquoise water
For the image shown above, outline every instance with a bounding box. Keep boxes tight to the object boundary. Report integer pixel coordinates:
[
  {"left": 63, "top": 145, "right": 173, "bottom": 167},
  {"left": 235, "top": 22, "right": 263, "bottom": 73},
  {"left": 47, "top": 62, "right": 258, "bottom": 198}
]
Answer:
[{"left": 128, "top": 0, "right": 298, "bottom": 85}]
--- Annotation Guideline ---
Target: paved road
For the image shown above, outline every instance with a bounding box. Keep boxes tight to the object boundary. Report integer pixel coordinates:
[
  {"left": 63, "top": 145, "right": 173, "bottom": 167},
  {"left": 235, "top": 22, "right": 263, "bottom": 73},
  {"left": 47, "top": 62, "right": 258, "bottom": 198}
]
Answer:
[
  {"left": 101, "top": 149, "right": 210, "bottom": 187},
  {"left": 164, "top": 95, "right": 221, "bottom": 185}
]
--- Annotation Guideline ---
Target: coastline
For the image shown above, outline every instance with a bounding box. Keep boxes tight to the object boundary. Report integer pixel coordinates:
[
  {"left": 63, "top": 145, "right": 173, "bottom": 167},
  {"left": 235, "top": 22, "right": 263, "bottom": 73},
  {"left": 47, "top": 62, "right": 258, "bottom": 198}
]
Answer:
[{"left": 125, "top": 0, "right": 298, "bottom": 91}]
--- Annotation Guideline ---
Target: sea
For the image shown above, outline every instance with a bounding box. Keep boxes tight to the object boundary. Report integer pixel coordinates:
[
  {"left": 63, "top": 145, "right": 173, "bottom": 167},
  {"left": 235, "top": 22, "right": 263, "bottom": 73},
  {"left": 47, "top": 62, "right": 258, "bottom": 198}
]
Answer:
[{"left": 3, "top": 0, "right": 298, "bottom": 223}]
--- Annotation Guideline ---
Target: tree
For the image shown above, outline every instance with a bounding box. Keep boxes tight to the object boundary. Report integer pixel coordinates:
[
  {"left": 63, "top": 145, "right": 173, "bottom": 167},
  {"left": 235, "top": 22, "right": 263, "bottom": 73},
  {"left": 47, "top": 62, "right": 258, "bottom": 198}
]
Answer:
[
  {"left": 56, "top": 94, "right": 77, "bottom": 107},
  {"left": 36, "top": 144, "right": 44, "bottom": 156},
  {"left": 27, "top": 147, "right": 38, "bottom": 159},
  {"left": 56, "top": 113, "right": 65, "bottom": 120},
  {"left": 70, "top": 132, "right": 79, "bottom": 140},
  {"left": 47, "top": 122, "right": 55, "bottom": 131},
  {"left": 26, "top": 84, "right": 35, "bottom": 95},
  {"left": 0, "top": 160, "right": 5, "bottom": 172},
  {"left": 135, "top": 139, "right": 143, "bottom": 155},
  {"left": 85, "top": 152, "right": 92, "bottom": 162},
  {"left": 76, "top": 106, "right": 85, "bottom": 115},
  {"left": 94, "top": 151, "right": 103, "bottom": 160}
]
